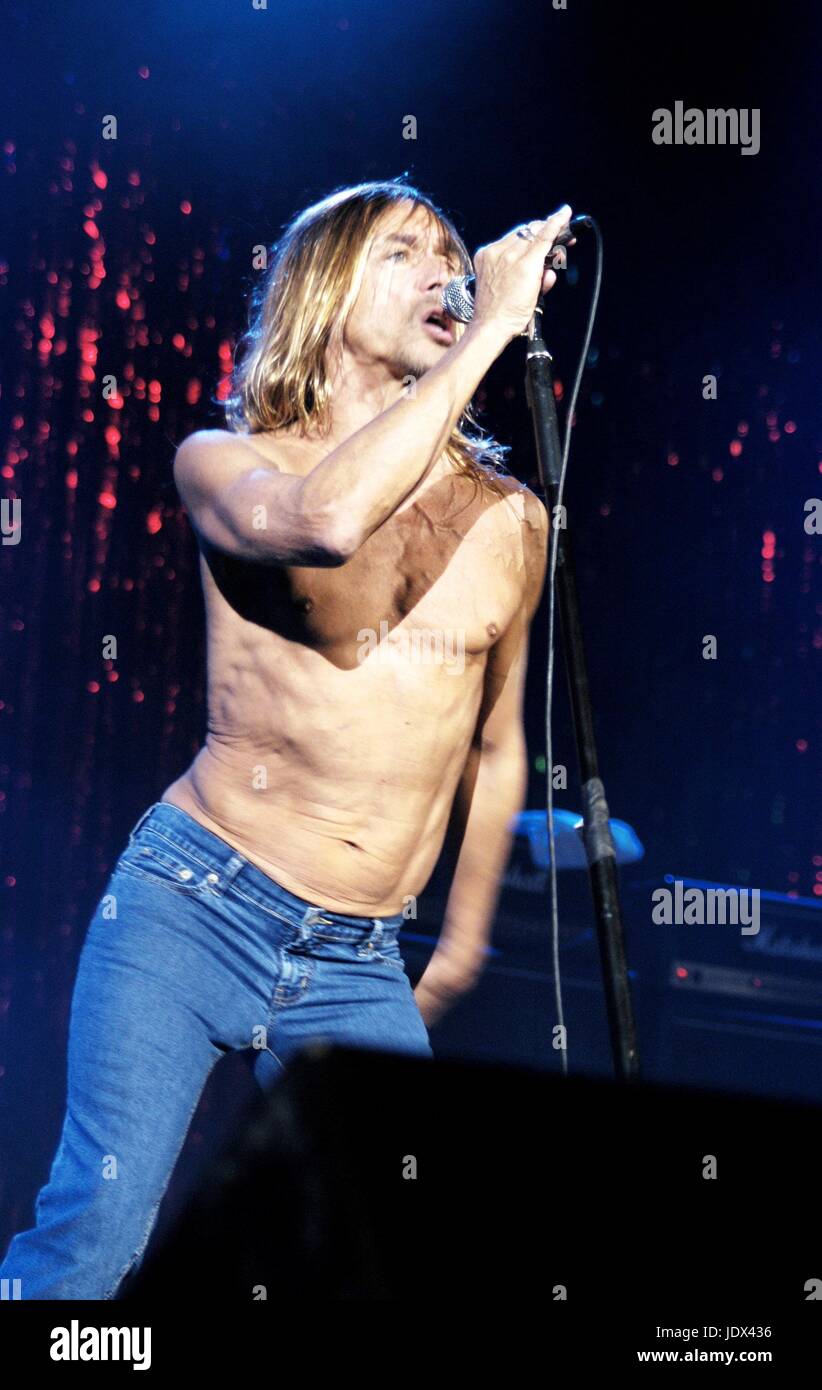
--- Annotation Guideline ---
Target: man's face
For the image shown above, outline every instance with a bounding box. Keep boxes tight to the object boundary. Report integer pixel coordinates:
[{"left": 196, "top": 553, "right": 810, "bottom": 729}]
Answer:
[{"left": 343, "top": 201, "right": 463, "bottom": 382}]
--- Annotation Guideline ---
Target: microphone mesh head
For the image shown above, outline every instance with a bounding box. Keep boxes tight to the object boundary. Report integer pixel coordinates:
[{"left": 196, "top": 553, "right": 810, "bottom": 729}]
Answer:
[{"left": 442, "top": 275, "right": 475, "bottom": 324}]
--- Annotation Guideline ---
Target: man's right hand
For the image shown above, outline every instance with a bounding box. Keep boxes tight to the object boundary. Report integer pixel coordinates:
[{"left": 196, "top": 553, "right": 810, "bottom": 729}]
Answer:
[
  {"left": 413, "top": 943, "right": 483, "bottom": 1029},
  {"left": 470, "top": 204, "right": 574, "bottom": 342}
]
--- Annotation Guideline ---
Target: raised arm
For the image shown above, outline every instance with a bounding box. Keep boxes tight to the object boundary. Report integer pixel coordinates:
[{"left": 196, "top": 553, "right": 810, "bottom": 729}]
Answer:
[
  {"left": 174, "top": 317, "right": 508, "bottom": 568},
  {"left": 173, "top": 429, "right": 348, "bottom": 567},
  {"left": 173, "top": 205, "right": 573, "bottom": 570}
]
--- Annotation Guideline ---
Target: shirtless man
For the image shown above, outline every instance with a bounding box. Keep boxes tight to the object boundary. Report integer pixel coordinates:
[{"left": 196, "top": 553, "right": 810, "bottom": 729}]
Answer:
[
  {"left": 0, "top": 183, "right": 572, "bottom": 1298},
  {"left": 163, "top": 191, "right": 570, "bottom": 1024}
]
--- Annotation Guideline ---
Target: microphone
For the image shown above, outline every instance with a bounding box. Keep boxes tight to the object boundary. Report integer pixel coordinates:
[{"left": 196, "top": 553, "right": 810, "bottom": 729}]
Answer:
[{"left": 442, "top": 213, "right": 591, "bottom": 324}]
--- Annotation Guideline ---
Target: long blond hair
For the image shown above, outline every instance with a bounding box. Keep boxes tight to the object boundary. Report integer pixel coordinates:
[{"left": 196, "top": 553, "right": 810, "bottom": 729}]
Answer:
[{"left": 223, "top": 177, "right": 512, "bottom": 498}]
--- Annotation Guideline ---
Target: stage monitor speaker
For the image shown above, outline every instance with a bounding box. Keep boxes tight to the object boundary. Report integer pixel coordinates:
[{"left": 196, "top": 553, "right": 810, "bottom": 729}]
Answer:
[{"left": 119, "top": 1043, "right": 821, "bottom": 1305}]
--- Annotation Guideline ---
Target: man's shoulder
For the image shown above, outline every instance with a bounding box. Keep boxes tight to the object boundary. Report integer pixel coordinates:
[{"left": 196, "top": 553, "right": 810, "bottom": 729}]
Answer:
[
  {"left": 484, "top": 475, "right": 549, "bottom": 617},
  {"left": 176, "top": 425, "right": 312, "bottom": 479},
  {"left": 486, "top": 472, "right": 549, "bottom": 543}
]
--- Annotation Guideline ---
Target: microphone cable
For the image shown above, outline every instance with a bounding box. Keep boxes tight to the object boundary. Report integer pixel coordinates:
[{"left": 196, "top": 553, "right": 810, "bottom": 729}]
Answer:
[{"left": 539, "top": 214, "right": 603, "bottom": 1076}]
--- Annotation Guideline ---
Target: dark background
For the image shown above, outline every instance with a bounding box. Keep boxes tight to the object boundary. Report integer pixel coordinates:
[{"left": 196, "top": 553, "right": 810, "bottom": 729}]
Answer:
[{"left": 1, "top": 0, "right": 820, "bottom": 1246}]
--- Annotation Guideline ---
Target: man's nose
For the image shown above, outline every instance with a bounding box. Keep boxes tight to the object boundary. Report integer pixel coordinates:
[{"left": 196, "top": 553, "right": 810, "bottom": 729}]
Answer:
[{"left": 421, "top": 256, "right": 454, "bottom": 290}]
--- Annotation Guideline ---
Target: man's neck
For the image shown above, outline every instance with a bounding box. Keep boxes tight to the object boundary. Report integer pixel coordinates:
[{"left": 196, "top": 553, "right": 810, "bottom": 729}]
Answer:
[
  {"left": 287, "top": 357, "right": 441, "bottom": 452},
  {"left": 319, "top": 354, "right": 410, "bottom": 445},
  {"left": 278, "top": 351, "right": 457, "bottom": 488}
]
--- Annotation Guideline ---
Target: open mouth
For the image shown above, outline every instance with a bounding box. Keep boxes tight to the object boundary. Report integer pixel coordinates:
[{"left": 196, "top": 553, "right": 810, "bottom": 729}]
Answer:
[{"left": 422, "top": 310, "right": 453, "bottom": 344}]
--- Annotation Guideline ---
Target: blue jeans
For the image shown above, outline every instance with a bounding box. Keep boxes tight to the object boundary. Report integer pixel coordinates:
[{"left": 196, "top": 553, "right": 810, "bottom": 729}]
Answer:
[{"left": 0, "top": 801, "right": 432, "bottom": 1299}]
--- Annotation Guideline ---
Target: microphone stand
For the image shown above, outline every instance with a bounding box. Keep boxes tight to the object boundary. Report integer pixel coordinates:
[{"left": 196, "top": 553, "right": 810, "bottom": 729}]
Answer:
[{"left": 524, "top": 296, "right": 640, "bottom": 1081}]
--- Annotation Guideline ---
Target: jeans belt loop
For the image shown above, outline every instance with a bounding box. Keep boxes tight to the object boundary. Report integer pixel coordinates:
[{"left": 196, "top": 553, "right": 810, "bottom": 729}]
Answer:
[{"left": 128, "top": 803, "right": 158, "bottom": 845}]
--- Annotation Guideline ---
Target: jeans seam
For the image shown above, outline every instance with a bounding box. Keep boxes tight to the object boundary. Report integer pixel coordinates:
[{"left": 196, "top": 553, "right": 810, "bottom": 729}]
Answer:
[
  {"left": 127, "top": 830, "right": 217, "bottom": 877},
  {"left": 103, "top": 1191, "right": 164, "bottom": 1300},
  {"left": 101, "top": 1083, "right": 208, "bottom": 1300},
  {"left": 217, "top": 881, "right": 314, "bottom": 933}
]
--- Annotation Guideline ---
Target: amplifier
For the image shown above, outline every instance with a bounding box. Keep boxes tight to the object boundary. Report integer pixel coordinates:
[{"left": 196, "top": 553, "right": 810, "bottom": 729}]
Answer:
[
  {"left": 624, "top": 875, "right": 822, "bottom": 1103},
  {"left": 403, "top": 859, "right": 822, "bottom": 1103},
  {"left": 624, "top": 875, "right": 822, "bottom": 1003}
]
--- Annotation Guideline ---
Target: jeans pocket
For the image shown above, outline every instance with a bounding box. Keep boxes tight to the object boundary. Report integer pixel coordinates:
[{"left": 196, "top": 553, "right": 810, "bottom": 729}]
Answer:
[{"left": 114, "top": 833, "right": 213, "bottom": 896}]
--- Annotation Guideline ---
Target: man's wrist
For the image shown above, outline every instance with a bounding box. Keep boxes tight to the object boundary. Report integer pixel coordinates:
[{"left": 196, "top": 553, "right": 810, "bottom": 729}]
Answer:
[
  {"left": 429, "top": 935, "right": 486, "bottom": 987},
  {"left": 461, "top": 316, "right": 513, "bottom": 357}
]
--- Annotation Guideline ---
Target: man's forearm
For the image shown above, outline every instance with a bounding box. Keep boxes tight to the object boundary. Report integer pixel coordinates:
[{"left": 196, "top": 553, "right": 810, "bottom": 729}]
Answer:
[
  {"left": 300, "top": 318, "right": 508, "bottom": 553},
  {"left": 436, "top": 740, "right": 528, "bottom": 979}
]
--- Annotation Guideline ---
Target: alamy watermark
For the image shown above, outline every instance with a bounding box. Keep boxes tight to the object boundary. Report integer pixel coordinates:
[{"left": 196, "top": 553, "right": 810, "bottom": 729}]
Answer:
[
  {"left": 1, "top": 498, "right": 21, "bottom": 544},
  {"left": 357, "top": 621, "right": 465, "bottom": 675},
  {"left": 652, "top": 102, "right": 760, "bottom": 156},
  {"left": 651, "top": 879, "right": 760, "bottom": 935}
]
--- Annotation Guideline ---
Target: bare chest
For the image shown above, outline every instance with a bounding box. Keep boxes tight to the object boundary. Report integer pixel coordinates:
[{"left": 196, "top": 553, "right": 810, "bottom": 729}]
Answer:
[{"left": 202, "top": 476, "right": 525, "bottom": 663}]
